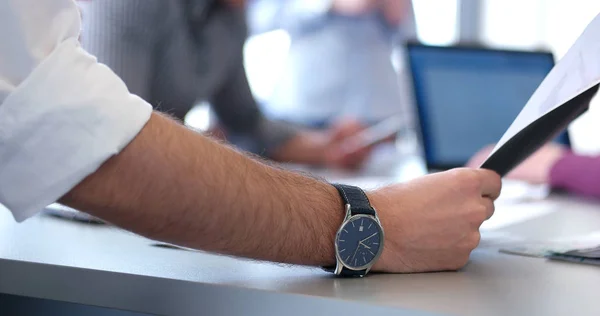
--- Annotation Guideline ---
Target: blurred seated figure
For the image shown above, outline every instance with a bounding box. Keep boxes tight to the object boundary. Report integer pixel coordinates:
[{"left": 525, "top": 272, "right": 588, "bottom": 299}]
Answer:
[
  {"left": 248, "top": 0, "right": 417, "bottom": 128},
  {"left": 469, "top": 144, "right": 600, "bottom": 198},
  {"left": 78, "top": 0, "right": 372, "bottom": 169}
]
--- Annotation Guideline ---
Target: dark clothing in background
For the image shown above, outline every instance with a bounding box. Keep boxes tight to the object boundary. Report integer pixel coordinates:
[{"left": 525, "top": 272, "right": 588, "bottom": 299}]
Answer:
[{"left": 80, "top": 0, "right": 297, "bottom": 154}]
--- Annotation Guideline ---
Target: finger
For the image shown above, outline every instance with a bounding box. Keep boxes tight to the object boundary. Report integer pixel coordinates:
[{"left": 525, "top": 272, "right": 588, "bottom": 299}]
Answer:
[
  {"left": 341, "top": 145, "right": 373, "bottom": 167},
  {"left": 330, "top": 119, "right": 363, "bottom": 136},
  {"left": 468, "top": 198, "right": 495, "bottom": 229},
  {"left": 476, "top": 169, "right": 502, "bottom": 200},
  {"left": 334, "top": 153, "right": 368, "bottom": 170},
  {"left": 481, "top": 197, "right": 495, "bottom": 220},
  {"left": 328, "top": 138, "right": 372, "bottom": 161}
]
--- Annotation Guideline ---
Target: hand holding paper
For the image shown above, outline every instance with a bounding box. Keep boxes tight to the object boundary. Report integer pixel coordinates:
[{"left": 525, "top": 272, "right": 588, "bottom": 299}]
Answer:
[{"left": 480, "top": 13, "right": 600, "bottom": 176}]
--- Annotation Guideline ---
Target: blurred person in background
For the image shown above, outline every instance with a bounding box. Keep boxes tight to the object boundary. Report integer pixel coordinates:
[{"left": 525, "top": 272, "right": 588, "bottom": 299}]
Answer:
[
  {"left": 79, "top": 0, "right": 372, "bottom": 169},
  {"left": 468, "top": 143, "right": 600, "bottom": 198},
  {"left": 248, "top": 0, "right": 417, "bottom": 128}
]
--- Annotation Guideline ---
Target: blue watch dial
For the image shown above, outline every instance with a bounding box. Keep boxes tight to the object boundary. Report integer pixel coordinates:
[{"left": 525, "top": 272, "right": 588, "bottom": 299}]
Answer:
[{"left": 336, "top": 215, "right": 383, "bottom": 270}]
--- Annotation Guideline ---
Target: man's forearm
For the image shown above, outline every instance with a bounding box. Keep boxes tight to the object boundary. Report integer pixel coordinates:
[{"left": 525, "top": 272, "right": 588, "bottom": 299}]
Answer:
[{"left": 60, "top": 113, "right": 342, "bottom": 266}]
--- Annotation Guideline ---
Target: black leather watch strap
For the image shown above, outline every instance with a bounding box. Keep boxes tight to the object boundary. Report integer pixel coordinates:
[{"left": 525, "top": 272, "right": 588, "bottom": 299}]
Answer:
[
  {"left": 332, "top": 184, "right": 376, "bottom": 216},
  {"left": 341, "top": 268, "right": 368, "bottom": 277},
  {"left": 322, "top": 266, "right": 367, "bottom": 276}
]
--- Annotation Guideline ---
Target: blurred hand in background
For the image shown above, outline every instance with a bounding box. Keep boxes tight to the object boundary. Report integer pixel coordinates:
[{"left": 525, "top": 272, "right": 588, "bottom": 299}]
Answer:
[
  {"left": 273, "top": 119, "right": 375, "bottom": 170},
  {"left": 331, "top": 0, "right": 379, "bottom": 15},
  {"left": 331, "top": 0, "right": 411, "bottom": 25},
  {"left": 324, "top": 119, "right": 375, "bottom": 169},
  {"left": 379, "top": 0, "right": 412, "bottom": 26}
]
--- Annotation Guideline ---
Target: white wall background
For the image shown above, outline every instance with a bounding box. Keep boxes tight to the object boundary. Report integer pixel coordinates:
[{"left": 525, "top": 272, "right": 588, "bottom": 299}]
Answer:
[{"left": 241, "top": 0, "right": 461, "bottom": 106}]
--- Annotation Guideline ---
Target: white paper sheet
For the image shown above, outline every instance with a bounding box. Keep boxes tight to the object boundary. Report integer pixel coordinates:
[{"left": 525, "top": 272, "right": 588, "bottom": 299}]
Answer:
[{"left": 489, "top": 13, "right": 600, "bottom": 156}]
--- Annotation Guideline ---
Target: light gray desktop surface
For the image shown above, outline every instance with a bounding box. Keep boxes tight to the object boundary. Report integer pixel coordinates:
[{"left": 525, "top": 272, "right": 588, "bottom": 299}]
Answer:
[{"left": 1, "top": 156, "right": 600, "bottom": 315}]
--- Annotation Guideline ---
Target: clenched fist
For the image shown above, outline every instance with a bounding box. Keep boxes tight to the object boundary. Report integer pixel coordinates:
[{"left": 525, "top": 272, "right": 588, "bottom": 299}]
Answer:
[{"left": 369, "top": 168, "right": 502, "bottom": 273}]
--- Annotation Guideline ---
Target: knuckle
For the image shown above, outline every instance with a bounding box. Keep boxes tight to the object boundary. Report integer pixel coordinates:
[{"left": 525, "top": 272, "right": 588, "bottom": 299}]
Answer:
[
  {"left": 447, "top": 168, "right": 466, "bottom": 179},
  {"left": 479, "top": 203, "right": 491, "bottom": 221},
  {"left": 451, "top": 254, "right": 471, "bottom": 270},
  {"left": 460, "top": 255, "right": 471, "bottom": 268},
  {"left": 467, "top": 169, "right": 483, "bottom": 187},
  {"left": 455, "top": 168, "right": 481, "bottom": 192},
  {"left": 487, "top": 172, "right": 503, "bottom": 195},
  {"left": 495, "top": 174, "right": 502, "bottom": 187},
  {"left": 467, "top": 203, "right": 488, "bottom": 225},
  {"left": 469, "top": 232, "right": 482, "bottom": 249},
  {"left": 491, "top": 171, "right": 502, "bottom": 185},
  {"left": 487, "top": 201, "right": 496, "bottom": 218}
]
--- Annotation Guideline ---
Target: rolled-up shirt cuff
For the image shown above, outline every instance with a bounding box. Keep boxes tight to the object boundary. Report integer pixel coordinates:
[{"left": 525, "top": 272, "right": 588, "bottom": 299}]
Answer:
[
  {"left": 0, "top": 39, "right": 152, "bottom": 222},
  {"left": 549, "top": 151, "right": 600, "bottom": 198}
]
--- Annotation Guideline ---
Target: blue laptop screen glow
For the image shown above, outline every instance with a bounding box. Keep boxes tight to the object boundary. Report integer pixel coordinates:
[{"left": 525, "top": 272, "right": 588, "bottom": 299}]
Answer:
[{"left": 407, "top": 46, "right": 569, "bottom": 168}]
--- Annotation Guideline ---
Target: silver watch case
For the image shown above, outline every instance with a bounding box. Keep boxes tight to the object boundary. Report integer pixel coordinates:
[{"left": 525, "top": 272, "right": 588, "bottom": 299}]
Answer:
[{"left": 333, "top": 204, "right": 385, "bottom": 276}]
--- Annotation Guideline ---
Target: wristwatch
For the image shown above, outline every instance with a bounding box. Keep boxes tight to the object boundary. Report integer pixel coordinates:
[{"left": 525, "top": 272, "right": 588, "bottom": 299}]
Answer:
[{"left": 325, "top": 184, "right": 385, "bottom": 277}]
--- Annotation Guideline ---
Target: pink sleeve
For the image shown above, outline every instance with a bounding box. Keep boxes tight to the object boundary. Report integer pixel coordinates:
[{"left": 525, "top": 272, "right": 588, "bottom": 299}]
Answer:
[{"left": 550, "top": 152, "right": 600, "bottom": 198}]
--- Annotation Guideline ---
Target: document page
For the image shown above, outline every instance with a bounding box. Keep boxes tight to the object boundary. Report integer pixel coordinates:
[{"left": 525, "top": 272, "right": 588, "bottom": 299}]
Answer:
[{"left": 481, "top": 13, "right": 600, "bottom": 175}]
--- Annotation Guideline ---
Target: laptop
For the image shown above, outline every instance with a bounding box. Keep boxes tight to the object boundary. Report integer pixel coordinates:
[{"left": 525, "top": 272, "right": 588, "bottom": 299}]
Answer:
[{"left": 405, "top": 43, "right": 570, "bottom": 171}]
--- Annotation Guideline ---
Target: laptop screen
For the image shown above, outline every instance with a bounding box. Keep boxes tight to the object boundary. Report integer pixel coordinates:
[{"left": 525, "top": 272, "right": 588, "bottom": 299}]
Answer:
[{"left": 406, "top": 44, "right": 570, "bottom": 170}]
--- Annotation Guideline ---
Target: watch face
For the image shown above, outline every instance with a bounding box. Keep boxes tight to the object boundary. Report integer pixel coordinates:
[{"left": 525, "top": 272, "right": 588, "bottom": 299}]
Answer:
[{"left": 336, "top": 215, "right": 383, "bottom": 270}]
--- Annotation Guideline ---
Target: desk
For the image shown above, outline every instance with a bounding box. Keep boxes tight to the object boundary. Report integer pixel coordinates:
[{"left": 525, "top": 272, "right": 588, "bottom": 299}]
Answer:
[{"left": 1, "top": 163, "right": 600, "bottom": 315}]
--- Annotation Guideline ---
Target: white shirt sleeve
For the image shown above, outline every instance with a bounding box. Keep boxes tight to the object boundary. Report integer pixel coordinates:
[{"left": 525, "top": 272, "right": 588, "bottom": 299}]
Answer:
[{"left": 0, "top": 0, "right": 153, "bottom": 222}]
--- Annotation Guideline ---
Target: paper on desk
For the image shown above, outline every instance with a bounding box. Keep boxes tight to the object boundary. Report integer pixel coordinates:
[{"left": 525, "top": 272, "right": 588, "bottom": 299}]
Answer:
[
  {"left": 481, "top": 13, "right": 600, "bottom": 176},
  {"left": 499, "top": 231, "right": 600, "bottom": 258},
  {"left": 551, "top": 231, "right": 600, "bottom": 248}
]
